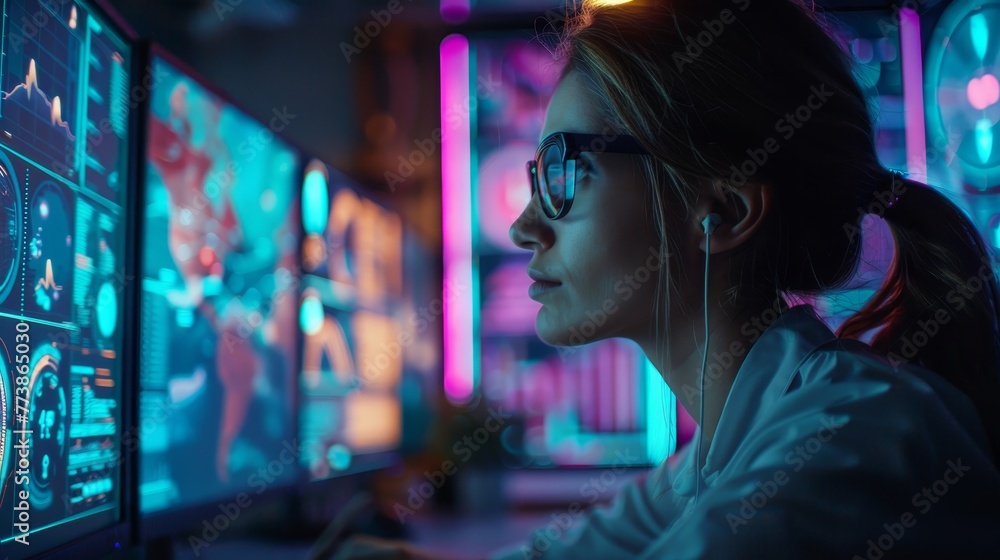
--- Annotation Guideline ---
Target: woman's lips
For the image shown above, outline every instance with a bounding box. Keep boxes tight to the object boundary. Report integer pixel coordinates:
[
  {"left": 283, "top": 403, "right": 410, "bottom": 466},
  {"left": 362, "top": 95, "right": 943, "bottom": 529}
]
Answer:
[{"left": 528, "top": 280, "right": 562, "bottom": 300}]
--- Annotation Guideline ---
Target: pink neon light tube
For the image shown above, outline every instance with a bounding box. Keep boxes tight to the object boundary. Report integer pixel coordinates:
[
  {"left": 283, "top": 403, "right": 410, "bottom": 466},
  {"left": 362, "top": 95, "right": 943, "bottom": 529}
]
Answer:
[
  {"left": 900, "top": 8, "right": 927, "bottom": 179},
  {"left": 441, "top": 34, "right": 474, "bottom": 404}
]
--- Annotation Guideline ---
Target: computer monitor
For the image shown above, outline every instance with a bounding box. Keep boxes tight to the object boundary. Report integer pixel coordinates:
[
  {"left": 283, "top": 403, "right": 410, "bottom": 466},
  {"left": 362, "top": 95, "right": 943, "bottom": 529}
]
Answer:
[
  {"left": 299, "top": 159, "right": 404, "bottom": 481},
  {"left": 0, "top": 0, "right": 134, "bottom": 557},
  {"left": 922, "top": 0, "right": 1000, "bottom": 251},
  {"left": 137, "top": 49, "right": 300, "bottom": 529}
]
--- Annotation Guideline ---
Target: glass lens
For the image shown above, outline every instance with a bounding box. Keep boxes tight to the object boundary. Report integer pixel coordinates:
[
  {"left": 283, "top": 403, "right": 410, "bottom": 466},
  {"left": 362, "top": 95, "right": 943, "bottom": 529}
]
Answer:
[{"left": 539, "top": 143, "right": 566, "bottom": 218}]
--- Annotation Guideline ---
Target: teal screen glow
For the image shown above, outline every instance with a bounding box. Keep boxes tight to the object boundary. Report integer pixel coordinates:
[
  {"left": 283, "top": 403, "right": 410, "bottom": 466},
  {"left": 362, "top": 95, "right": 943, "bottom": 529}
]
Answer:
[
  {"left": 925, "top": 1, "right": 1000, "bottom": 252},
  {"left": 138, "top": 55, "right": 300, "bottom": 514},
  {"left": 0, "top": 0, "right": 131, "bottom": 556}
]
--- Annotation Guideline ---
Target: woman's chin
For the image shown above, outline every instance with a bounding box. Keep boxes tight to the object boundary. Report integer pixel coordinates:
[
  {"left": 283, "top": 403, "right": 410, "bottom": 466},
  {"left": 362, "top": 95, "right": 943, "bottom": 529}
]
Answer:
[
  {"left": 535, "top": 329, "right": 567, "bottom": 346},
  {"left": 535, "top": 311, "right": 571, "bottom": 346},
  {"left": 535, "top": 309, "right": 591, "bottom": 347}
]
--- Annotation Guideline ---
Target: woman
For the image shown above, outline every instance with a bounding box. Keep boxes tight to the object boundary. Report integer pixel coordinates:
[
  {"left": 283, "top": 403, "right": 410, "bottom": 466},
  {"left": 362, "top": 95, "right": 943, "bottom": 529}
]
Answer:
[{"left": 335, "top": 0, "right": 1000, "bottom": 557}]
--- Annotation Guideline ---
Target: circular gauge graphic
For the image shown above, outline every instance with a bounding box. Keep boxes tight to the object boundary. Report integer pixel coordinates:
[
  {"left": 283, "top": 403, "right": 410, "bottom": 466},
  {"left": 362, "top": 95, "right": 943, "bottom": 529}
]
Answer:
[
  {"left": 327, "top": 443, "right": 352, "bottom": 471},
  {"left": 300, "top": 290, "right": 325, "bottom": 336},
  {"left": 29, "top": 181, "right": 74, "bottom": 315},
  {"left": 302, "top": 160, "right": 331, "bottom": 273},
  {"left": 0, "top": 151, "right": 23, "bottom": 304},
  {"left": 0, "top": 352, "right": 10, "bottom": 500},
  {"left": 96, "top": 281, "right": 118, "bottom": 339},
  {"left": 302, "top": 161, "right": 330, "bottom": 236},
  {"left": 27, "top": 344, "right": 67, "bottom": 510},
  {"left": 925, "top": 0, "right": 1000, "bottom": 189}
]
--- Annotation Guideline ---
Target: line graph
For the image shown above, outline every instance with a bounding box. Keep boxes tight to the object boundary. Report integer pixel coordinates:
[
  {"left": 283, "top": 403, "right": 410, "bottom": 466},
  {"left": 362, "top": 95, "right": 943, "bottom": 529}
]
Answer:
[
  {"left": 2, "top": 59, "right": 76, "bottom": 141},
  {"left": 36, "top": 258, "right": 63, "bottom": 291},
  {"left": 1, "top": 0, "right": 82, "bottom": 180}
]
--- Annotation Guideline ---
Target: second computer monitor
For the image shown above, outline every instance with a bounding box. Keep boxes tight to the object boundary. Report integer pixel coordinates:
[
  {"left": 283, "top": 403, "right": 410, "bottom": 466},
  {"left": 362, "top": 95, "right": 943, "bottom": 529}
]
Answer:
[{"left": 138, "top": 52, "right": 300, "bottom": 516}]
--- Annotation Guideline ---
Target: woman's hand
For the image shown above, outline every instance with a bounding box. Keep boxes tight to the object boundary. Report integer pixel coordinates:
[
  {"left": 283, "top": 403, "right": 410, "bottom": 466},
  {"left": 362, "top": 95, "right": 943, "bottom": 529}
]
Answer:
[{"left": 327, "top": 535, "right": 447, "bottom": 560}]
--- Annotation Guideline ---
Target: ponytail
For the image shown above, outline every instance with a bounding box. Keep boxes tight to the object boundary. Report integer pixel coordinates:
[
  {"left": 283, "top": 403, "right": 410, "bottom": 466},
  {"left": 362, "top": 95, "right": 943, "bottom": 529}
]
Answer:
[{"left": 838, "top": 172, "right": 1000, "bottom": 466}]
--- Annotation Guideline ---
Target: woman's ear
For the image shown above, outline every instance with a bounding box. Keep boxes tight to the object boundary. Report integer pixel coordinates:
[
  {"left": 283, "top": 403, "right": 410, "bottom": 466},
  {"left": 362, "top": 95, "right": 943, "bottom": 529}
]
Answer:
[{"left": 699, "top": 180, "right": 773, "bottom": 254}]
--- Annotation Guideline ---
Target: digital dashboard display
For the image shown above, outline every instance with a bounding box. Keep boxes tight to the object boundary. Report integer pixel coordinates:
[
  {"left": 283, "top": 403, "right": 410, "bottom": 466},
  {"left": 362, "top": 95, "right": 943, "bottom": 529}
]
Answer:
[
  {"left": 0, "top": 0, "right": 131, "bottom": 555},
  {"left": 138, "top": 55, "right": 299, "bottom": 514}
]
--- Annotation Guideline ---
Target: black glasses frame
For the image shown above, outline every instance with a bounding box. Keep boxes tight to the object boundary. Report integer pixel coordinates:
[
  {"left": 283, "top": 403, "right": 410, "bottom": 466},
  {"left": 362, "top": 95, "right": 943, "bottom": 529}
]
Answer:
[{"left": 526, "top": 132, "right": 650, "bottom": 220}]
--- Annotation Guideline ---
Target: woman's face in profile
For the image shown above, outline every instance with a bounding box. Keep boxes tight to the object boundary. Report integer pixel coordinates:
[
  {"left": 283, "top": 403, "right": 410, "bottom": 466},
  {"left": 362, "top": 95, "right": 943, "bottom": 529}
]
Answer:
[{"left": 509, "top": 70, "right": 666, "bottom": 347}]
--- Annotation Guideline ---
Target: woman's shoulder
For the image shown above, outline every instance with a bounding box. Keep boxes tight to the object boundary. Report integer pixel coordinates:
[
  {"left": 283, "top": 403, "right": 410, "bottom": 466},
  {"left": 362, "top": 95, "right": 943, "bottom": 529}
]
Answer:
[
  {"left": 767, "top": 335, "right": 994, "bottom": 460},
  {"left": 683, "top": 335, "right": 1000, "bottom": 560},
  {"left": 795, "top": 336, "right": 979, "bottom": 411}
]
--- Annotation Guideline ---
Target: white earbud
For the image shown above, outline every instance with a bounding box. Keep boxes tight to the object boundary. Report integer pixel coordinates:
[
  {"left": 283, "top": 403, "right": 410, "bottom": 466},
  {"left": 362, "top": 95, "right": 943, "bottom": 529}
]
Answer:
[
  {"left": 701, "top": 213, "right": 723, "bottom": 236},
  {"left": 694, "top": 213, "right": 721, "bottom": 506}
]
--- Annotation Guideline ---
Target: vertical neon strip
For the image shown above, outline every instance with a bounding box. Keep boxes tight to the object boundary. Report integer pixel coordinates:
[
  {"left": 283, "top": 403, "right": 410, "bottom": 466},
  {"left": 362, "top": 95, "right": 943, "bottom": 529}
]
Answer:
[
  {"left": 441, "top": 35, "right": 475, "bottom": 404},
  {"left": 469, "top": 41, "right": 482, "bottom": 403},
  {"left": 440, "top": 0, "right": 471, "bottom": 24},
  {"left": 645, "top": 358, "right": 674, "bottom": 464},
  {"left": 615, "top": 343, "right": 632, "bottom": 431},
  {"left": 900, "top": 8, "right": 926, "bottom": 179},
  {"left": 581, "top": 348, "right": 594, "bottom": 429}
]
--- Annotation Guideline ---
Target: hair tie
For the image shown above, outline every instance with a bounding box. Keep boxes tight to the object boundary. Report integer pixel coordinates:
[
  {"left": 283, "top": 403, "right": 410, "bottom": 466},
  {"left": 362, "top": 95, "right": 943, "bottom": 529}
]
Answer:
[{"left": 877, "top": 169, "right": 906, "bottom": 213}]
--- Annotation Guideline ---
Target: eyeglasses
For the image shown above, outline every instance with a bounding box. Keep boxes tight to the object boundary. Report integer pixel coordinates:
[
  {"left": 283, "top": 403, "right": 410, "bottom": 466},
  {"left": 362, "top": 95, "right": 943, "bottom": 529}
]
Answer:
[{"left": 526, "top": 132, "right": 650, "bottom": 220}]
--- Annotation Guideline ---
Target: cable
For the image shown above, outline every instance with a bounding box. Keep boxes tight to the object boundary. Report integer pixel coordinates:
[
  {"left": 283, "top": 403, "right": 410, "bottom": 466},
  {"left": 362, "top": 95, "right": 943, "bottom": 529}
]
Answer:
[
  {"left": 696, "top": 214, "right": 721, "bottom": 506},
  {"left": 308, "top": 492, "right": 373, "bottom": 560}
]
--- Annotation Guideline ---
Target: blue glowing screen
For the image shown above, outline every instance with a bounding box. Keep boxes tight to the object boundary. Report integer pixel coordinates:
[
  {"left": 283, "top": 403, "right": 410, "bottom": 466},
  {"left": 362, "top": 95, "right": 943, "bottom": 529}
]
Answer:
[
  {"left": 0, "top": 0, "right": 130, "bottom": 555},
  {"left": 138, "top": 55, "right": 300, "bottom": 514}
]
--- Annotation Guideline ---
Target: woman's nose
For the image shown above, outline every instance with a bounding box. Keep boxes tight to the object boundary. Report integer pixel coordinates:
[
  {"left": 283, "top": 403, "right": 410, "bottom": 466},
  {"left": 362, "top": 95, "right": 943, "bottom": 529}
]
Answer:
[{"left": 509, "top": 194, "right": 552, "bottom": 251}]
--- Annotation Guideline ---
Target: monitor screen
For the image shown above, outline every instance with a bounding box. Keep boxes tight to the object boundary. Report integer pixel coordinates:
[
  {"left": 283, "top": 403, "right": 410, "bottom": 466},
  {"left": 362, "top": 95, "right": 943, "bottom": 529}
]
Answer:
[
  {"left": 0, "top": 0, "right": 131, "bottom": 555},
  {"left": 138, "top": 54, "right": 299, "bottom": 514},
  {"left": 923, "top": 0, "right": 1000, "bottom": 248},
  {"left": 299, "top": 159, "right": 404, "bottom": 481}
]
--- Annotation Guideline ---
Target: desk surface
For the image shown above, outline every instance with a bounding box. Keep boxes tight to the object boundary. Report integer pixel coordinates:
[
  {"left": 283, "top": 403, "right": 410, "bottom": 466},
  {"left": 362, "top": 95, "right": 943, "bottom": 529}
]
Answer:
[{"left": 163, "top": 512, "right": 552, "bottom": 560}]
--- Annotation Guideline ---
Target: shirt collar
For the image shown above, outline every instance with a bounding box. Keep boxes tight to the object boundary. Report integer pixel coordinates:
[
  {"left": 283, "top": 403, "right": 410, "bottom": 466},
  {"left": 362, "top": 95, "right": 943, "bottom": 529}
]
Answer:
[{"left": 671, "top": 303, "right": 837, "bottom": 496}]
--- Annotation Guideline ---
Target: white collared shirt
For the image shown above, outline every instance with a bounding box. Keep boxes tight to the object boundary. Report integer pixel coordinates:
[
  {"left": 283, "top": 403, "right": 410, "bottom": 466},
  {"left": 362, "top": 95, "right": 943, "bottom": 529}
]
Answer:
[{"left": 491, "top": 304, "right": 1000, "bottom": 559}]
